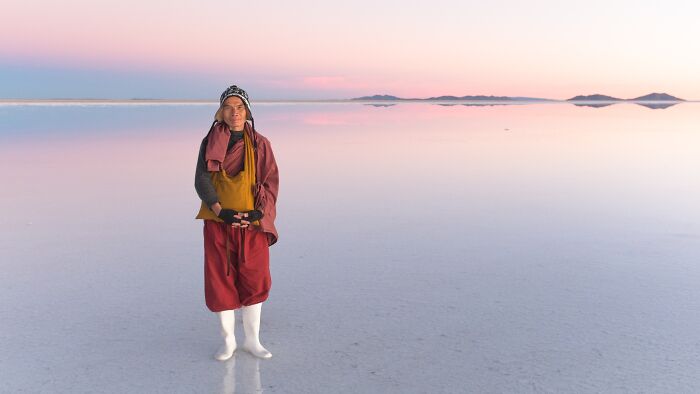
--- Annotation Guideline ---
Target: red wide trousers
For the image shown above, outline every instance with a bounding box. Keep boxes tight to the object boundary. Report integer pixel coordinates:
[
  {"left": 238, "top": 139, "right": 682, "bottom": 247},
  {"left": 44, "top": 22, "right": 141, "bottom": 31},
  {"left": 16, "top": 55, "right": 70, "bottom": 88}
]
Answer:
[{"left": 203, "top": 220, "right": 271, "bottom": 312}]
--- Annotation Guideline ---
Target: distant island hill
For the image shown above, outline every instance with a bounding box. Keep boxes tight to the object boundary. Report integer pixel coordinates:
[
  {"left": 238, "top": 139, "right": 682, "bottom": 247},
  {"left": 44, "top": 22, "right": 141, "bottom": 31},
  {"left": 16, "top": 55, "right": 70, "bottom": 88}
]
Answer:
[{"left": 351, "top": 93, "right": 685, "bottom": 102}]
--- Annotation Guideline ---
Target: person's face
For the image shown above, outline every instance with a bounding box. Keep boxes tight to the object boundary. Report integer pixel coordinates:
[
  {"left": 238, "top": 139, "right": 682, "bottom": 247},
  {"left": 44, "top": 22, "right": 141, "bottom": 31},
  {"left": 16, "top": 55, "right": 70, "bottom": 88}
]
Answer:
[{"left": 221, "top": 96, "right": 247, "bottom": 131}]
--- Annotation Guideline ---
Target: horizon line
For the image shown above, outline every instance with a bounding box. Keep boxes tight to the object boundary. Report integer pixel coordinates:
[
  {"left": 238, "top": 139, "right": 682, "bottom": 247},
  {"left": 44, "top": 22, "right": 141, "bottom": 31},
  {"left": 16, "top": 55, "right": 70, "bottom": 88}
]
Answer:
[{"left": 1, "top": 97, "right": 697, "bottom": 103}]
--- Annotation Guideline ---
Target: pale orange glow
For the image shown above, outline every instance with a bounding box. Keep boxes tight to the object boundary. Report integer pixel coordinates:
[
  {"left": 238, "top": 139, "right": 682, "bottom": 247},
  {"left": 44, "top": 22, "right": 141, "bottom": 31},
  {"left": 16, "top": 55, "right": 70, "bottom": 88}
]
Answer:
[{"left": 2, "top": 1, "right": 699, "bottom": 99}]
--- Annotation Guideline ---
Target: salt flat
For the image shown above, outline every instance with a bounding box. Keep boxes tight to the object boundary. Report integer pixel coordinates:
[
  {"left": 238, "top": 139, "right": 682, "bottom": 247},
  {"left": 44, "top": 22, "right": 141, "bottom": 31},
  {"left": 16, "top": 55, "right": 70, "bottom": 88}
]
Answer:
[{"left": 1, "top": 102, "right": 699, "bottom": 393}]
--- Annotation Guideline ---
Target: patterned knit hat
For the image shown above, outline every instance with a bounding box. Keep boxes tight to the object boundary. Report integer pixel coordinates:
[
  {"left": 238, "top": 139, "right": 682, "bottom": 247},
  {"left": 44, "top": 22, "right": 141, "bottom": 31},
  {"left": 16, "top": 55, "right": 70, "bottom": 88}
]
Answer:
[
  {"left": 219, "top": 85, "right": 252, "bottom": 117},
  {"left": 214, "top": 85, "right": 257, "bottom": 141}
]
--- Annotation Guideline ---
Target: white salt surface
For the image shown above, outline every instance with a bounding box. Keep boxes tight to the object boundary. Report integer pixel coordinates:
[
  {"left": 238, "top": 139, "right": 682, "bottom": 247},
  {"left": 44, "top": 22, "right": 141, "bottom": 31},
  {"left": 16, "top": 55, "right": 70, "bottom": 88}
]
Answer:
[{"left": 1, "top": 103, "right": 700, "bottom": 393}]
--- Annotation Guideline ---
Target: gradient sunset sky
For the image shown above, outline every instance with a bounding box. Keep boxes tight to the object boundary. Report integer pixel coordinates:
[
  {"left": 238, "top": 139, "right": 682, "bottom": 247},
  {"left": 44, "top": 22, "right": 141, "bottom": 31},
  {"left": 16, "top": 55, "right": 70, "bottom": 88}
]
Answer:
[{"left": 2, "top": 0, "right": 699, "bottom": 100}]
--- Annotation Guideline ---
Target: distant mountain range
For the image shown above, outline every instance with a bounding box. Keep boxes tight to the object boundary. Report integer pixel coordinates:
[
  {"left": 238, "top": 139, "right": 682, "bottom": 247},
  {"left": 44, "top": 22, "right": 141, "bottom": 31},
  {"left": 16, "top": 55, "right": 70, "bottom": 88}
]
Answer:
[
  {"left": 352, "top": 92, "right": 685, "bottom": 102},
  {"left": 352, "top": 94, "right": 552, "bottom": 101},
  {"left": 567, "top": 94, "right": 623, "bottom": 101},
  {"left": 566, "top": 92, "right": 684, "bottom": 101}
]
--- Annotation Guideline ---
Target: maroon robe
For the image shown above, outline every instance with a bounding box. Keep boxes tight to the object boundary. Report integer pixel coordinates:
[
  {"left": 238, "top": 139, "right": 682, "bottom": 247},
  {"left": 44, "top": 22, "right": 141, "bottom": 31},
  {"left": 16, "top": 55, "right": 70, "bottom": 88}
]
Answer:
[{"left": 207, "top": 121, "right": 279, "bottom": 246}]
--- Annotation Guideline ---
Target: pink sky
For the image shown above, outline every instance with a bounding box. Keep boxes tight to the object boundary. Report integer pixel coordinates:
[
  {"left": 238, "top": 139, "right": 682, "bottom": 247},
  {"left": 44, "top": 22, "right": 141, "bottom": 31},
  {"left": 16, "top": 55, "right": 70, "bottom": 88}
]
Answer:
[{"left": 2, "top": 0, "right": 699, "bottom": 99}]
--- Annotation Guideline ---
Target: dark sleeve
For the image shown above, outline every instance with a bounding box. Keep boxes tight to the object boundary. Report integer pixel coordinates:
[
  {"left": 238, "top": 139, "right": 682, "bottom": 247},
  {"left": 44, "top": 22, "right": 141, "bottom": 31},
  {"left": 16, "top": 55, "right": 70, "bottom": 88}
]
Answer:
[{"left": 194, "top": 138, "right": 219, "bottom": 207}]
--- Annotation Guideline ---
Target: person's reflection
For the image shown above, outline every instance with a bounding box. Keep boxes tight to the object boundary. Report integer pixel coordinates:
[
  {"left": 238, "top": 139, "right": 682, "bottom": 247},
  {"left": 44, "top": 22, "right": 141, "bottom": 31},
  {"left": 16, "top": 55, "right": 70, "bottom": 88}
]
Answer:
[
  {"left": 221, "top": 356, "right": 263, "bottom": 394},
  {"left": 222, "top": 357, "right": 236, "bottom": 394}
]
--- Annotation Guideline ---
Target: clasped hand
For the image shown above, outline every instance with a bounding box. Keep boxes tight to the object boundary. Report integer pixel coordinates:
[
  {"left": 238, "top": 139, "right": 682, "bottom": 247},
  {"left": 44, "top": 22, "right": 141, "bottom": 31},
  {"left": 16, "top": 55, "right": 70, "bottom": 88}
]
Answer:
[
  {"left": 218, "top": 209, "right": 250, "bottom": 227},
  {"left": 217, "top": 208, "right": 265, "bottom": 228},
  {"left": 211, "top": 203, "right": 263, "bottom": 228}
]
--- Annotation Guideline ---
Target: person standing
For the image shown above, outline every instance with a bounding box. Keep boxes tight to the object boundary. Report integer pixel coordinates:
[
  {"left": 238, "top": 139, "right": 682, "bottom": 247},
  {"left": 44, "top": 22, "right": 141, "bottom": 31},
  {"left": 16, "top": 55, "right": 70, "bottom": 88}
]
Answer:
[{"left": 194, "top": 85, "right": 279, "bottom": 360}]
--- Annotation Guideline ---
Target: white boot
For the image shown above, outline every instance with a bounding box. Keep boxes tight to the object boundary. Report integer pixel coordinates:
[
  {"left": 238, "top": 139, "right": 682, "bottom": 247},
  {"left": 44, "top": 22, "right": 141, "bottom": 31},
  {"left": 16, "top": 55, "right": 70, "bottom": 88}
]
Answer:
[
  {"left": 214, "top": 309, "right": 237, "bottom": 361},
  {"left": 241, "top": 303, "right": 272, "bottom": 359}
]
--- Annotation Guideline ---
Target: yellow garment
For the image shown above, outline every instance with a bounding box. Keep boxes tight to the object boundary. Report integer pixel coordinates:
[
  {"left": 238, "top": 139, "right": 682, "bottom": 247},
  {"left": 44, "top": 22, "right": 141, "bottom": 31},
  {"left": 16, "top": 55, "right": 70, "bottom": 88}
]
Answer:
[{"left": 196, "top": 131, "right": 260, "bottom": 225}]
